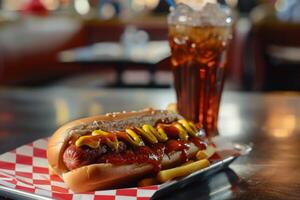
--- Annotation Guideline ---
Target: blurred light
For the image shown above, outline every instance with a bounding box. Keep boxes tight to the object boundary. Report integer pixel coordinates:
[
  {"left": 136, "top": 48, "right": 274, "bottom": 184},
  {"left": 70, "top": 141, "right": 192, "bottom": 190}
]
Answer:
[
  {"left": 179, "top": 15, "right": 187, "bottom": 23},
  {"left": 175, "top": 0, "right": 216, "bottom": 10},
  {"left": 236, "top": 18, "right": 251, "bottom": 33},
  {"left": 3, "top": 0, "right": 27, "bottom": 10},
  {"left": 146, "top": 0, "right": 160, "bottom": 8},
  {"left": 271, "top": 129, "right": 291, "bottom": 138},
  {"left": 100, "top": 3, "right": 116, "bottom": 19},
  {"left": 219, "top": 104, "right": 242, "bottom": 136},
  {"left": 226, "top": 17, "right": 232, "bottom": 24},
  {"left": 176, "top": 0, "right": 216, "bottom": 4},
  {"left": 75, "top": 0, "right": 90, "bottom": 15},
  {"left": 225, "top": 0, "right": 238, "bottom": 8},
  {"left": 54, "top": 99, "right": 69, "bottom": 125},
  {"left": 60, "top": 0, "right": 71, "bottom": 6},
  {"left": 3, "top": 0, "right": 59, "bottom": 11},
  {"left": 41, "top": 0, "right": 59, "bottom": 10},
  {"left": 266, "top": 114, "right": 295, "bottom": 138},
  {"left": 131, "top": 0, "right": 159, "bottom": 12},
  {"left": 275, "top": 0, "right": 286, "bottom": 12}
]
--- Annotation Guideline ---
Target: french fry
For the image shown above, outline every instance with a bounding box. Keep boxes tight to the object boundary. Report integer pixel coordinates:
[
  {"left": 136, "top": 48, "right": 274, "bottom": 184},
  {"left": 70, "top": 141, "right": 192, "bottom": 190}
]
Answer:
[
  {"left": 196, "top": 151, "right": 207, "bottom": 160},
  {"left": 182, "top": 160, "right": 194, "bottom": 166},
  {"left": 196, "top": 144, "right": 216, "bottom": 160},
  {"left": 157, "top": 159, "right": 210, "bottom": 183},
  {"left": 138, "top": 177, "right": 158, "bottom": 187},
  {"left": 205, "top": 144, "right": 216, "bottom": 158}
]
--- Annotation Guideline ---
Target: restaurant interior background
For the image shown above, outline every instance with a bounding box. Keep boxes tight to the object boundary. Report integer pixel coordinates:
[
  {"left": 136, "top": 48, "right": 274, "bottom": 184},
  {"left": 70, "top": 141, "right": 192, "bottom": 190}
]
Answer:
[
  {"left": 0, "top": 0, "right": 299, "bottom": 91},
  {"left": 2, "top": 1, "right": 300, "bottom": 199}
]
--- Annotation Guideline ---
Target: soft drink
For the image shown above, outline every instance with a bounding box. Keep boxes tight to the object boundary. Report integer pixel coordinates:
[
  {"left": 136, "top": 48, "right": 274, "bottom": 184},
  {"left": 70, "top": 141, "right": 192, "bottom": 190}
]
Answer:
[{"left": 168, "top": 3, "right": 231, "bottom": 135}]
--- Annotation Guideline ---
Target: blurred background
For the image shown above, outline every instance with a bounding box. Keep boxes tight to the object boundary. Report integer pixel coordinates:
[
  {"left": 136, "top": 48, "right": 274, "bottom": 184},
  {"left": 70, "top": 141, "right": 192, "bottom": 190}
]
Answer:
[
  {"left": 0, "top": 0, "right": 300, "bottom": 90},
  {"left": 2, "top": 1, "right": 300, "bottom": 198}
]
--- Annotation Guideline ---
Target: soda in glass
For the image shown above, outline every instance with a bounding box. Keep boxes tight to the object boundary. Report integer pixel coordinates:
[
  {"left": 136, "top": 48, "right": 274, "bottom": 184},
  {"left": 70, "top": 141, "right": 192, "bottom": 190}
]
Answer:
[{"left": 168, "top": 2, "right": 232, "bottom": 135}]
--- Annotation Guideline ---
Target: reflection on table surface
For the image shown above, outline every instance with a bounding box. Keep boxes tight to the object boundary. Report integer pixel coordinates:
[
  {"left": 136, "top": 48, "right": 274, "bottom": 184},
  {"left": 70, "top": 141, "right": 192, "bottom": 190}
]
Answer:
[
  {"left": 160, "top": 168, "right": 239, "bottom": 200},
  {"left": 1, "top": 87, "right": 300, "bottom": 199}
]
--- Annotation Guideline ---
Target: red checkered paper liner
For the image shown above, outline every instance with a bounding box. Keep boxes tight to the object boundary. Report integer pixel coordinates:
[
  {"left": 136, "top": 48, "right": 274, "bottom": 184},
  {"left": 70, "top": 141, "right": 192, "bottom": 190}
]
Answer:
[{"left": 0, "top": 138, "right": 159, "bottom": 200}]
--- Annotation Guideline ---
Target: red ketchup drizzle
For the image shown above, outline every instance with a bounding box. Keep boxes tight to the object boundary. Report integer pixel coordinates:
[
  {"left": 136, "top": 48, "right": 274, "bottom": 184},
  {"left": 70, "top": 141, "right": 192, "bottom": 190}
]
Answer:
[
  {"left": 99, "top": 144, "right": 164, "bottom": 172},
  {"left": 165, "top": 139, "right": 190, "bottom": 163},
  {"left": 157, "top": 123, "right": 180, "bottom": 139},
  {"left": 71, "top": 123, "right": 208, "bottom": 171},
  {"left": 190, "top": 137, "right": 207, "bottom": 150}
]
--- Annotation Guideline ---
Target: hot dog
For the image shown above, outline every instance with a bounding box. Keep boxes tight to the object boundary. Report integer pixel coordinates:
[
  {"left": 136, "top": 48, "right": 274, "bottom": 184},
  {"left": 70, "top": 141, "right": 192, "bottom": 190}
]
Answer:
[{"left": 47, "top": 108, "right": 215, "bottom": 192}]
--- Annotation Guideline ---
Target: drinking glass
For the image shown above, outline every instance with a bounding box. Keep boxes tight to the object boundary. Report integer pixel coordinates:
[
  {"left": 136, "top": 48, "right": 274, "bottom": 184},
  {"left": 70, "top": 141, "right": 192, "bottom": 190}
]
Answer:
[{"left": 168, "top": 3, "right": 232, "bottom": 135}]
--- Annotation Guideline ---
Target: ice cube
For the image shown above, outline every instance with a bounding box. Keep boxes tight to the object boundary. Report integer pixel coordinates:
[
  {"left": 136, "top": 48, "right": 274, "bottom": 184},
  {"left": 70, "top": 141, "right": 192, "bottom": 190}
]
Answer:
[
  {"left": 168, "top": 3, "right": 194, "bottom": 25},
  {"left": 199, "top": 3, "right": 231, "bottom": 26},
  {"left": 176, "top": 0, "right": 217, "bottom": 11},
  {"left": 168, "top": 2, "right": 231, "bottom": 27}
]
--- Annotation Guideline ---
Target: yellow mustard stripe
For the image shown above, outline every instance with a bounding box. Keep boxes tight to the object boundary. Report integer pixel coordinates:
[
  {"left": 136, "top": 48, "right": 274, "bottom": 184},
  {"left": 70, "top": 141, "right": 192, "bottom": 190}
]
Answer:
[
  {"left": 178, "top": 119, "right": 197, "bottom": 136},
  {"left": 75, "top": 120, "right": 199, "bottom": 149},
  {"left": 136, "top": 127, "right": 158, "bottom": 144},
  {"left": 174, "top": 123, "right": 189, "bottom": 141},
  {"left": 125, "top": 129, "right": 144, "bottom": 146},
  {"left": 92, "top": 130, "right": 119, "bottom": 150},
  {"left": 143, "top": 124, "right": 168, "bottom": 142},
  {"left": 75, "top": 135, "right": 100, "bottom": 149}
]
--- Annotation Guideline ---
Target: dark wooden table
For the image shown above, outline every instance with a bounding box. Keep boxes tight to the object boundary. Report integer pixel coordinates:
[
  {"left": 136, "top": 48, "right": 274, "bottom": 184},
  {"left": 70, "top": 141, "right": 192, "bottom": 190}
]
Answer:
[{"left": 0, "top": 87, "right": 300, "bottom": 199}]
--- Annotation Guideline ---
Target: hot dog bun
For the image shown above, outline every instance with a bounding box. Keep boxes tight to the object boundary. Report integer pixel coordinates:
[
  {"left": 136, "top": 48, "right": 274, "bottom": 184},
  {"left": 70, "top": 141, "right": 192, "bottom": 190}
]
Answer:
[
  {"left": 47, "top": 108, "right": 214, "bottom": 192},
  {"left": 47, "top": 108, "right": 181, "bottom": 175}
]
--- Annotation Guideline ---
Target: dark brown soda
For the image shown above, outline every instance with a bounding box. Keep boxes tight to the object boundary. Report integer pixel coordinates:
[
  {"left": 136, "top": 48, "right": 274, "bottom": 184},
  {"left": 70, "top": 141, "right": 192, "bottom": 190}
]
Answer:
[{"left": 169, "top": 25, "right": 230, "bottom": 135}]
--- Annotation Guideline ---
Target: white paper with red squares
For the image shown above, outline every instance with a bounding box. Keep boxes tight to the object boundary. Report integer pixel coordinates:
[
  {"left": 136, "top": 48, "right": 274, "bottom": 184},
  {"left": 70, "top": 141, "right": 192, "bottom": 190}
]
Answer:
[{"left": 0, "top": 138, "right": 159, "bottom": 200}]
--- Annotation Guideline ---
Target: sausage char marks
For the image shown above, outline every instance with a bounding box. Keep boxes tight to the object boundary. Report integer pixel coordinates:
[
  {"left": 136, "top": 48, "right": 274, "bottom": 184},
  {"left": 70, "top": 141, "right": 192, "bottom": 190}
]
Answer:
[{"left": 62, "top": 119, "right": 207, "bottom": 172}]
